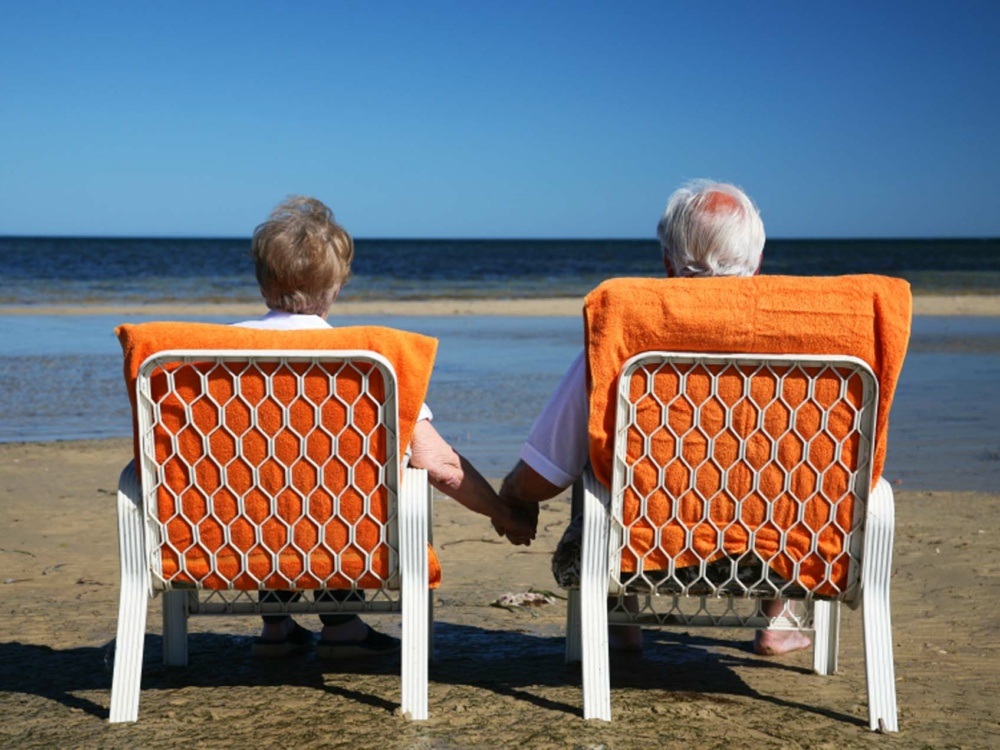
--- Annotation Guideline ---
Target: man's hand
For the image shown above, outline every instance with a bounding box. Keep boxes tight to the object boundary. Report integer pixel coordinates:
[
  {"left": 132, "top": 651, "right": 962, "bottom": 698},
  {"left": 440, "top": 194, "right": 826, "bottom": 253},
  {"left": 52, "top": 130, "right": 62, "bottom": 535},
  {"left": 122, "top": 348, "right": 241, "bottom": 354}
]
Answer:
[
  {"left": 491, "top": 496, "right": 539, "bottom": 546},
  {"left": 492, "top": 459, "right": 567, "bottom": 546}
]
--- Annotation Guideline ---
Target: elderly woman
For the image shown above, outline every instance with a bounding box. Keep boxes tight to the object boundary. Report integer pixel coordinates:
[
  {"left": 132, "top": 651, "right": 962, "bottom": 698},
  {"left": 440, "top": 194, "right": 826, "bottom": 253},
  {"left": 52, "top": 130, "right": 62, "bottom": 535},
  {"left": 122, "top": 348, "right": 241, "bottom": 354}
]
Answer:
[
  {"left": 494, "top": 180, "right": 809, "bottom": 657},
  {"left": 236, "top": 196, "right": 531, "bottom": 658}
]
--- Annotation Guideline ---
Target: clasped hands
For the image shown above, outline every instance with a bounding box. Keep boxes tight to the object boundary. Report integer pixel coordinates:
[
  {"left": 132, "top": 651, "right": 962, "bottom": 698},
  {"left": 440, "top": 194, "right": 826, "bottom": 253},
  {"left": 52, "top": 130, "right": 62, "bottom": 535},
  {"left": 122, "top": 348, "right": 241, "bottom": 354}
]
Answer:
[
  {"left": 489, "top": 460, "right": 565, "bottom": 546},
  {"left": 492, "top": 494, "right": 539, "bottom": 546}
]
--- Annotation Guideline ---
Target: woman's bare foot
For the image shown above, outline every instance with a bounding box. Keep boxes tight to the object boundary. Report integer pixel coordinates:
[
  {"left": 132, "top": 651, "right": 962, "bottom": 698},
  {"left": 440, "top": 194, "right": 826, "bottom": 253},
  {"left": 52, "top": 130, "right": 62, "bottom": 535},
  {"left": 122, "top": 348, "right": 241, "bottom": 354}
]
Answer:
[{"left": 753, "top": 628, "right": 812, "bottom": 656}]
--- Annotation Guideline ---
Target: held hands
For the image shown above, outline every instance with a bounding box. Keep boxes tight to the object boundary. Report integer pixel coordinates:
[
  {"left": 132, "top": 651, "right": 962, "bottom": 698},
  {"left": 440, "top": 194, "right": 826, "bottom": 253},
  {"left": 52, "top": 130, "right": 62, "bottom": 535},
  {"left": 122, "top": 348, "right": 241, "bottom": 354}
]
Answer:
[
  {"left": 491, "top": 495, "right": 539, "bottom": 546},
  {"left": 492, "top": 460, "right": 564, "bottom": 546}
]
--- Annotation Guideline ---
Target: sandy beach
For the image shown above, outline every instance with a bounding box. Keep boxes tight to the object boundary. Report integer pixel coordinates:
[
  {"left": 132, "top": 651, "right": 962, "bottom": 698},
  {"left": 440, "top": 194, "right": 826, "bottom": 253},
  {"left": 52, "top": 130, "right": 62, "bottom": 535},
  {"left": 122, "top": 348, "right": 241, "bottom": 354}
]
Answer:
[
  {"left": 2, "top": 291, "right": 1000, "bottom": 318},
  {"left": 1, "top": 439, "right": 999, "bottom": 749},
  {"left": 2, "top": 294, "right": 999, "bottom": 748}
]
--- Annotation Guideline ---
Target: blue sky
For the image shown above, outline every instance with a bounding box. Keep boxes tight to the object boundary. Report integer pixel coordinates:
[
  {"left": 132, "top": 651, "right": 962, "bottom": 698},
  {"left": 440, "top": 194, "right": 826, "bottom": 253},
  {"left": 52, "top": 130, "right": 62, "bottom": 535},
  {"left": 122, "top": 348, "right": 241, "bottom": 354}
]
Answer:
[{"left": 1, "top": 1, "right": 998, "bottom": 239}]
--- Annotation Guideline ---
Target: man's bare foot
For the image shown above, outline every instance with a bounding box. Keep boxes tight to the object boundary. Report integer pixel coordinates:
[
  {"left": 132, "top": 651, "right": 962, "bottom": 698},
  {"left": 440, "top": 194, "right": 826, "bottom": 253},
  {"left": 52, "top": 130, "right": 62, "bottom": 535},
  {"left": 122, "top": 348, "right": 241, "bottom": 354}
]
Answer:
[
  {"left": 753, "top": 628, "right": 812, "bottom": 656},
  {"left": 609, "top": 624, "right": 643, "bottom": 652}
]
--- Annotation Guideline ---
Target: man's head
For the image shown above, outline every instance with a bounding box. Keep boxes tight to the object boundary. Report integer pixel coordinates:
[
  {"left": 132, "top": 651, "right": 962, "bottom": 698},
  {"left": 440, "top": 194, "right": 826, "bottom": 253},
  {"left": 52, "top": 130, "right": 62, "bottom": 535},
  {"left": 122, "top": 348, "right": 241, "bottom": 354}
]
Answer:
[
  {"left": 251, "top": 196, "right": 355, "bottom": 316},
  {"left": 657, "top": 180, "right": 765, "bottom": 278}
]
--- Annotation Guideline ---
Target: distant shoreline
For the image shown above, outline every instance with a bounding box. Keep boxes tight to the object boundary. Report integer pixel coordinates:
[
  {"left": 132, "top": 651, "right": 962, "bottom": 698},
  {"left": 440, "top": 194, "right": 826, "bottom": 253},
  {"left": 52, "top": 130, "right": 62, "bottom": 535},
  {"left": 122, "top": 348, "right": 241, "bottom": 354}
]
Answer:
[{"left": 1, "top": 293, "right": 998, "bottom": 317}]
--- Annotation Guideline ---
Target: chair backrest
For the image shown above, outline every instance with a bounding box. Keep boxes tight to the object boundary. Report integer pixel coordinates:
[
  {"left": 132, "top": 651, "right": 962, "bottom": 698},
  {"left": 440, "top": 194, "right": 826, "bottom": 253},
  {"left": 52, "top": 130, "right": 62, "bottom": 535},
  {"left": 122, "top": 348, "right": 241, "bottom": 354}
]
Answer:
[
  {"left": 608, "top": 351, "right": 877, "bottom": 600},
  {"left": 135, "top": 350, "right": 403, "bottom": 592},
  {"left": 583, "top": 275, "right": 912, "bottom": 602},
  {"left": 116, "top": 321, "right": 442, "bottom": 594}
]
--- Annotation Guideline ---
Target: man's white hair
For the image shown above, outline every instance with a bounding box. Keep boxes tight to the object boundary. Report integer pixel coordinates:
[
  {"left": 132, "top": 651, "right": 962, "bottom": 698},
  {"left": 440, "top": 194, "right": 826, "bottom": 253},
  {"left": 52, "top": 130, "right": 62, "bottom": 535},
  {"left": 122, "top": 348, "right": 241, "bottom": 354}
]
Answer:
[{"left": 657, "top": 180, "right": 765, "bottom": 278}]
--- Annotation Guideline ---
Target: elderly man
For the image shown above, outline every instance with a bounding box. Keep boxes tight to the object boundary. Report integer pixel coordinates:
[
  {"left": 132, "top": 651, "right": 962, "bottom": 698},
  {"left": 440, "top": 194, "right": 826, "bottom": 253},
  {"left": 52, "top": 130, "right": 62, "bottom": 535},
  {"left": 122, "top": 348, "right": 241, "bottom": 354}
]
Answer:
[{"left": 495, "top": 180, "right": 809, "bottom": 656}]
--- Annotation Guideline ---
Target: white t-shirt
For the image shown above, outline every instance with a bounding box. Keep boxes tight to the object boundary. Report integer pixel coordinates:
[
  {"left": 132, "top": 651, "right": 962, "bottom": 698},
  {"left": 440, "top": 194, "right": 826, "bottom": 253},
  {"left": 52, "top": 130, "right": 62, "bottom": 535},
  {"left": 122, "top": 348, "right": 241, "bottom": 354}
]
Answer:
[
  {"left": 518, "top": 351, "right": 589, "bottom": 488},
  {"left": 233, "top": 311, "right": 433, "bottom": 422}
]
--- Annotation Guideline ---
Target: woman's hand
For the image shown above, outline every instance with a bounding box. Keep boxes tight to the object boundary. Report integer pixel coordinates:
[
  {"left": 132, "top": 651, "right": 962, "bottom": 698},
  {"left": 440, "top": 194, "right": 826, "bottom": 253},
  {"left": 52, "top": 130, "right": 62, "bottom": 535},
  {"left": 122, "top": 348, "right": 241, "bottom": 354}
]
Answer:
[{"left": 491, "top": 497, "right": 539, "bottom": 546}]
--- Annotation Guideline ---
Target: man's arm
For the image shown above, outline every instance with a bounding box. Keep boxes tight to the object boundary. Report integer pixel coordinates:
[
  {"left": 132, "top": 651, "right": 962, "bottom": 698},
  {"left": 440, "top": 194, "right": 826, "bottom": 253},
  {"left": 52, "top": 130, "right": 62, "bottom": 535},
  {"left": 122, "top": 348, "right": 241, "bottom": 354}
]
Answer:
[
  {"left": 492, "top": 459, "right": 569, "bottom": 545},
  {"left": 500, "top": 459, "right": 566, "bottom": 503},
  {"left": 494, "top": 352, "right": 590, "bottom": 545}
]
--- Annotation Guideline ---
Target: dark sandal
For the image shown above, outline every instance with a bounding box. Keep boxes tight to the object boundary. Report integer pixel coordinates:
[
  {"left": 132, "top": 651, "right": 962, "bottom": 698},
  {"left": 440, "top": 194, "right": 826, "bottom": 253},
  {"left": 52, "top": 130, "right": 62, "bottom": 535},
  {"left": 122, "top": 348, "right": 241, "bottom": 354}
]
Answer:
[
  {"left": 251, "top": 621, "right": 314, "bottom": 658},
  {"left": 316, "top": 626, "right": 400, "bottom": 660}
]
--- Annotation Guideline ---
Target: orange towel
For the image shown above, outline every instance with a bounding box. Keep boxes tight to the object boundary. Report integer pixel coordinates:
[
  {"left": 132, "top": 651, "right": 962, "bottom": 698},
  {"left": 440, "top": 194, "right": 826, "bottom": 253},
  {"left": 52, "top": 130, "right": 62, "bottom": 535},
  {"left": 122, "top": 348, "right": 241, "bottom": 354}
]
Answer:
[
  {"left": 585, "top": 275, "right": 912, "bottom": 593},
  {"left": 117, "top": 322, "right": 442, "bottom": 590}
]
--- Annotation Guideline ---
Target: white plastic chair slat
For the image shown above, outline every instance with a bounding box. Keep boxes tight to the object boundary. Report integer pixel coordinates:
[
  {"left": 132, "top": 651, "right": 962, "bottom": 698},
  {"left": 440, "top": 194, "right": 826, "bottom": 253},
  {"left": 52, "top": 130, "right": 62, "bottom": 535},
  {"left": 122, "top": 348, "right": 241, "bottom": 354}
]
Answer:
[
  {"left": 161, "top": 591, "right": 188, "bottom": 666},
  {"left": 580, "top": 468, "right": 612, "bottom": 721},
  {"left": 109, "top": 461, "right": 148, "bottom": 723},
  {"left": 399, "top": 465, "right": 430, "bottom": 720},
  {"left": 862, "top": 478, "right": 899, "bottom": 732},
  {"left": 811, "top": 599, "right": 840, "bottom": 675}
]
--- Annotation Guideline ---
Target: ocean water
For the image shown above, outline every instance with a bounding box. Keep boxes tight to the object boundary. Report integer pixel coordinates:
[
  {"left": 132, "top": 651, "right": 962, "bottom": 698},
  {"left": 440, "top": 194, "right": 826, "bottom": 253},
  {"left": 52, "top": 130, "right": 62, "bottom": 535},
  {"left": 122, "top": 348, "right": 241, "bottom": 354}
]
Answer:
[
  {"left": 2, "top": 236, "right": 1000, "bottom": 305},
  {"left": 0, "top": 313, "right": 586, "bottom": 474},
  {"left": 1, "top": 236, "right": 998, "bottom": 492}
]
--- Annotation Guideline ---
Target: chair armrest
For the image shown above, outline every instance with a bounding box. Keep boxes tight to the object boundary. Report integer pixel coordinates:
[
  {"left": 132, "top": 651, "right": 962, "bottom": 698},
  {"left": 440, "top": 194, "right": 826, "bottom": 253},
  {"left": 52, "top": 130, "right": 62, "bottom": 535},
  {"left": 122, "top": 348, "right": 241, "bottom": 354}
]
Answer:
[
  {"left": 855, "top": 476, "right": 895, "bottom": 612},
  {"left": 117, "top": 460, "right": 154, "bottom": 599}
]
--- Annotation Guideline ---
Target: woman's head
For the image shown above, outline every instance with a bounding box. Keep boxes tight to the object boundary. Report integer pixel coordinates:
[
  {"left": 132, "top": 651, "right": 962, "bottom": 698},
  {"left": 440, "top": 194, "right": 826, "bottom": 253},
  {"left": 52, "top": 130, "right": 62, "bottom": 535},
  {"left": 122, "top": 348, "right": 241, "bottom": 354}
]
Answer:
[{"left": 251, "top": 196, "right": 355, "bottom": 315}]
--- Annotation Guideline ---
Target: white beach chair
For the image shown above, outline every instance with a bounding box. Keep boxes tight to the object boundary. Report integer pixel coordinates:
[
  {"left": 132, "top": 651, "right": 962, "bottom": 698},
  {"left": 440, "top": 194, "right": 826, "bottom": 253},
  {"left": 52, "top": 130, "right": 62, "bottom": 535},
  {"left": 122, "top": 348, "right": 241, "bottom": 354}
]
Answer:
[
  {"left": 109, "top": 344, "right": 435, "bottom": 723},
  {"left": 564, "top": 275, "right": 910, "bottom": 732}
]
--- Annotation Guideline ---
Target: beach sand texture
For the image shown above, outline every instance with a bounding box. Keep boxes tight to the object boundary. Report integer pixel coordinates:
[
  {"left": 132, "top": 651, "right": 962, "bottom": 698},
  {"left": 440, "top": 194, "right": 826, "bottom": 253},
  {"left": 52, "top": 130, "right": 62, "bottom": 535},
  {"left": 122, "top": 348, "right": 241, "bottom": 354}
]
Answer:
[
  {"left": 2, "top": 291, "right": 1000, "bottom": 317},
  {"left": 2, "top": 442, "right": 999, "bottom": 749},
  {"left": 2, "top": 294, "right": 999, "bottom": 749}
]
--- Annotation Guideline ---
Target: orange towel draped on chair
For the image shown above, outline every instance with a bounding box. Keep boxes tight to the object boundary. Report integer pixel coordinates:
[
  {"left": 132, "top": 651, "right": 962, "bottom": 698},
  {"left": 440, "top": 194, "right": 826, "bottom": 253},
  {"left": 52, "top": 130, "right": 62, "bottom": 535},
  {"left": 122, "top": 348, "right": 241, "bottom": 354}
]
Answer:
[
  {"left": 584, "top": 275, "right": 912, "bottom": 593},
  {"left": 117, "top": 322, "right": 442, "bottom": 590}
]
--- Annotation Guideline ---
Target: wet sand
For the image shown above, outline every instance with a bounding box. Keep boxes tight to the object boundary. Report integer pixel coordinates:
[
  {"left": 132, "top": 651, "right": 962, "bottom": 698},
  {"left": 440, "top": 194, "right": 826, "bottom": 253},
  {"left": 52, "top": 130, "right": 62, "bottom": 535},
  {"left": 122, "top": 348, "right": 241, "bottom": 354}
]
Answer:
[
  {"left": 2, "top": 438, "right": 1000, "bottom": 749},
  {"left": 2, "top": 291, "right": 1000, "bottom": 318}
]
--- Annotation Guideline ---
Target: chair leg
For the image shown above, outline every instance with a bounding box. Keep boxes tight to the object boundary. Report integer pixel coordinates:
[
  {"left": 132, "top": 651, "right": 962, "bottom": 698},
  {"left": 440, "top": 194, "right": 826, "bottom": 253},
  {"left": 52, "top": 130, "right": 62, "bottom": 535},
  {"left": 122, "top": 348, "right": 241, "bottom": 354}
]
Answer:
[
  {"left": 812, "top": 600, "right": 840, "bottom": 676},
  {"left": 162, "top": 590, "right": 189, "bottom": 666},
  {"left": 426, "top": 590, "right": 435, "bottom": 663},
  {"left": 579, "top": 470, "right": 612, "bottom": 721},
  {"left": 565, "top": 588, "right": 582, "bottom": 664},
  {"left": 427, "top": 488, "right": 435, "bottom": 664},
  {"left": 399, "top": 467, "right": 430, "bottom": 720},
  {"left": 861, "top": 478, "right": 899, "bottom": 732},
  {"left": 109, "top": 461, "right": 149, "bottom": 723},
  {"left": 565, "top": 478, "right": 583, "bottom": 664}
]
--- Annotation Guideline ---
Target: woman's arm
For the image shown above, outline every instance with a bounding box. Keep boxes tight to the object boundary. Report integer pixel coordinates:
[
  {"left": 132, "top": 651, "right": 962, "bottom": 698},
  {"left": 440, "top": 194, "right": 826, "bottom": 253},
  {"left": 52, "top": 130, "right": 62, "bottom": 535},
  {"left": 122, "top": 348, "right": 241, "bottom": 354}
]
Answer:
[{"left": 408, "top": 420, "right": 537, "bottom": 543}]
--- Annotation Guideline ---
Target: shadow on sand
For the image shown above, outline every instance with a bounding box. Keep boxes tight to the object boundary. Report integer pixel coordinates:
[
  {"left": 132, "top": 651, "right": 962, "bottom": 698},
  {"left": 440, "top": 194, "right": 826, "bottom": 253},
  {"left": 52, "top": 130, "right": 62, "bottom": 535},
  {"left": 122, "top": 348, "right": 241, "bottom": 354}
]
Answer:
[{"left": 0, "top": 622, "right": 862, "bottom": 727}]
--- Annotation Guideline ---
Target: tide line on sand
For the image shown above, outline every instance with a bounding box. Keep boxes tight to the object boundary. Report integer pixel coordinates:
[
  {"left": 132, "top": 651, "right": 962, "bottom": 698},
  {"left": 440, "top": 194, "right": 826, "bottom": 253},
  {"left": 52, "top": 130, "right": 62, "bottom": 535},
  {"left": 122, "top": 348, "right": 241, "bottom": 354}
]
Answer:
[{"left": 0, "top": 293, "right": 998, "bottom": 318}]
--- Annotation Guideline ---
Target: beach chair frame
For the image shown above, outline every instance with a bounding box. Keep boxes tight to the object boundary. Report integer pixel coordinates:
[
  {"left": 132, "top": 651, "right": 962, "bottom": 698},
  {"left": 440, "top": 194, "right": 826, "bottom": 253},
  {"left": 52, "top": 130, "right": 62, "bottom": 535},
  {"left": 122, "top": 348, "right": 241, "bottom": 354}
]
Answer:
[
  {"left": 566, "top": 351, "right": 897, "bottom": 732},
  {"left": 110, "top": 349, "right": 432, "bottom": 722}
]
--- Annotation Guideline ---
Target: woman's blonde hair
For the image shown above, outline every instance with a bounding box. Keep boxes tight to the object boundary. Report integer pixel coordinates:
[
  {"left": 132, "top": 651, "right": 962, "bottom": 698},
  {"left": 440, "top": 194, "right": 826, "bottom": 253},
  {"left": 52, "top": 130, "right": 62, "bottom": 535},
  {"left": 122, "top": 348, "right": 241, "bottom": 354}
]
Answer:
[{"left": 251, "top": 196, "right": 355, "bottom": 315}]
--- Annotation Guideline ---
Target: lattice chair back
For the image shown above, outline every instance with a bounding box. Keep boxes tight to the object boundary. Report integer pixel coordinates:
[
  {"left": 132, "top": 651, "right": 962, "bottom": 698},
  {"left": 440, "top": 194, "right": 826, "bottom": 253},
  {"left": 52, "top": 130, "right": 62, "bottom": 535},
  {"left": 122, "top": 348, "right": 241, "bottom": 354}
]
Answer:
[
  {"left": 110, "top": 322, "right": 439, "bottom": 723},
  {"left": 569, "top": 275, "right": 911, "bottom": 732},
  {"left": 137, "top": 350, "right": 404, "bottom": 594},
  {"left": 608, "top": 352, "right": 877, "bottom": 604}
]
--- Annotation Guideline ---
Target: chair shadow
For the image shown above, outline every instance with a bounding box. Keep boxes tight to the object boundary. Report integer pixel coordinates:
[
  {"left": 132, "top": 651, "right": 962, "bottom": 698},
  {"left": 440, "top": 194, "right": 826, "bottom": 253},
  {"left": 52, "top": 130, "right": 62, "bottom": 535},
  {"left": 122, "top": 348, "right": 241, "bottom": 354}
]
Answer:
[
  {"left": 0, "top": 634, "right": 398, "bottom": 720},
  {"left": 0, "top": 640, "right": 114, "bottom": 718},
  {"left": 0, "top": 624, "right": 863, "bottom": 727},
  {"left": 429, "top": 623, "right": 864, "bottom": 727}
]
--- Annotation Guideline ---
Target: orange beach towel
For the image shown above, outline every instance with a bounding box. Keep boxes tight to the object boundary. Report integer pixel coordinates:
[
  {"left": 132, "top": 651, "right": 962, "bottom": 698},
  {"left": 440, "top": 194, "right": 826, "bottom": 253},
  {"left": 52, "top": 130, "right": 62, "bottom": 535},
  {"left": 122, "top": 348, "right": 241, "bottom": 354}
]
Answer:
[
  {"left": 585, "top": 275, "right": 912, "bottom": 593},
  {"left": 117, "top": 322, "right": 441, "bottom": 590}
]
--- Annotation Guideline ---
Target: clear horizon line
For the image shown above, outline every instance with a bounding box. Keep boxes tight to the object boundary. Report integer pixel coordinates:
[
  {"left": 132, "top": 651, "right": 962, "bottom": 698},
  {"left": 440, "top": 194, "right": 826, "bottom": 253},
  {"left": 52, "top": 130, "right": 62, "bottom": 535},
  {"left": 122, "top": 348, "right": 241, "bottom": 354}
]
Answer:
[{"left": 2, "top": 233, "right": 999, "bottom": 242}]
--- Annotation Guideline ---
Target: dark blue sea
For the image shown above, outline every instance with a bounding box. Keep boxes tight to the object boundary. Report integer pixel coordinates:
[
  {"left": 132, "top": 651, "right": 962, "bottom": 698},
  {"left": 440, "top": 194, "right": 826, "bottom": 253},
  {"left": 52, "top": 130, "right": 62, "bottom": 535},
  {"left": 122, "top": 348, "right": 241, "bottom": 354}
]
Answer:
[
  {"left": 1, "top": 236, "right": 998, "bottom": 492},
  {"left": 2, "top": 236, "right": 1000, "bottom": 305}
]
